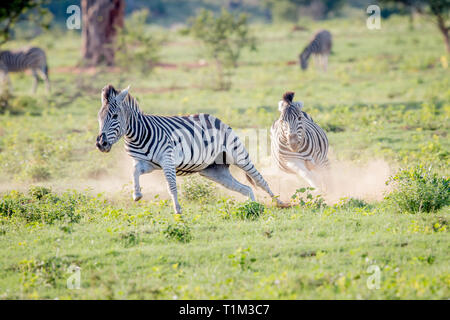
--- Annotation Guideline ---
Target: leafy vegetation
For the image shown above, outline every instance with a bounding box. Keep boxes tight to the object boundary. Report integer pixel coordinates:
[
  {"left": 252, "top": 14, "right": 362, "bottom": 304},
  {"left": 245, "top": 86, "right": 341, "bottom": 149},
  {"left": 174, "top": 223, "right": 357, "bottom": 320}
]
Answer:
[
  {"left": 181, "top": 175, "right": 217, "bottom": 203},
  {"left": 385, "top": 165, "right": 449, "bottom": 213},
  {"left": 185, "top": 9, "right": 256, "bottom": 90}
]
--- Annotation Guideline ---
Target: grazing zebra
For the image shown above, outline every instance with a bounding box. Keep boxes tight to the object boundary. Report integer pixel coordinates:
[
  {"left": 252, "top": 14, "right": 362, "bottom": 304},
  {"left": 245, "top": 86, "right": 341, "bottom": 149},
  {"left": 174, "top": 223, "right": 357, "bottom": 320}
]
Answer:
[
  {"left": 299, "top": 30, "right": 332, "bottom": 72},
  {"left": 96, "top": 85, "right": 287, "bottom": 214},
  {"left": 271, "top": 91, "right": 329, "bottom": 190},
  {"left": 0, "top": 47, "right": 50, "bottom": 93}
]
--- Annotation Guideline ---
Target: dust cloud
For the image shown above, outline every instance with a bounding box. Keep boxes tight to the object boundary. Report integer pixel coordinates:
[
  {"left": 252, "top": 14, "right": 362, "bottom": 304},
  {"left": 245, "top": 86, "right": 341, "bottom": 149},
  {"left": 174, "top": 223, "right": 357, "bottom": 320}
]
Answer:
[
  {"left": 0, "top": 149, "right": 393, "bottom": 205},
  {"left": 258, "top": 158, "right": 392, "bottom": 204}
]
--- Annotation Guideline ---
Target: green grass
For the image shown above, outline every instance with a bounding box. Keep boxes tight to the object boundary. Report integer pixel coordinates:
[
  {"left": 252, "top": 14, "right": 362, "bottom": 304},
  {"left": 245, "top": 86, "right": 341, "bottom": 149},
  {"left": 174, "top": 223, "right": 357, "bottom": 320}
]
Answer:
[{"left": 0, "top": 16, "right": 449, "bottom": 299}]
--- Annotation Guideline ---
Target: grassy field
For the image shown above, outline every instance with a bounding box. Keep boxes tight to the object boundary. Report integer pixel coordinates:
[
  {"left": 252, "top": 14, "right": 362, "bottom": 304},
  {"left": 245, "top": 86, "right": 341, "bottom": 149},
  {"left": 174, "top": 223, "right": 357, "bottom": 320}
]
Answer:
[{"left": 0, "top": 15, "right": 449, "bottom": 299}]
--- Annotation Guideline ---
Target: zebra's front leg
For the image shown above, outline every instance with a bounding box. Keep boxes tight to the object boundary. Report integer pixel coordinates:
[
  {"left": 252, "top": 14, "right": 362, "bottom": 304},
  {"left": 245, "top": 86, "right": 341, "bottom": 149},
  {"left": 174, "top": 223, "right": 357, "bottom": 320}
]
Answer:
[
  {"left": 161, "top": 160, "right": 181, "bottom": 214},
  {"left": 132, "top": 160, "right": 154, "bottom": 201},
  {"left": 286, "top": 160, "right": 319, "bottom": 190},
  {"left": 32, "top": 69, "right": 38, "bottom": 94}
]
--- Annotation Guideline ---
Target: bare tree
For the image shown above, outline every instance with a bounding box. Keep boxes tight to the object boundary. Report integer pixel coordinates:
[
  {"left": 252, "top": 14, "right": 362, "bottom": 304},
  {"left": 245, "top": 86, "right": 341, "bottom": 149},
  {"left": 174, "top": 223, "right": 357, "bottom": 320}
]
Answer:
[{"left": 81, "top": 0, "right": 124, "bottom": 66}]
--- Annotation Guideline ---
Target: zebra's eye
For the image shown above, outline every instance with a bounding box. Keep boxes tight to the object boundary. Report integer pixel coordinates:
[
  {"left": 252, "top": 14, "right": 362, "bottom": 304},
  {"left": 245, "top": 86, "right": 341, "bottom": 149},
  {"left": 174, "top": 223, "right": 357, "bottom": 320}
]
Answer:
[{"left": 112, "top": 114, "right": 118, "bottom": 120}]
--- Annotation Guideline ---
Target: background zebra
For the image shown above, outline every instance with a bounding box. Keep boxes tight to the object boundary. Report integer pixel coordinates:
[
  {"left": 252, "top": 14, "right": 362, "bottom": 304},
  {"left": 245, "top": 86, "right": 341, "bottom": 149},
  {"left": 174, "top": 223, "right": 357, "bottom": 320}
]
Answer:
[
  {"left": 299, "top": 30, "right": 332, "bottom": 71},
  {"left": 0, "top": 47, "right": 50, "bottom": 93},
  {"left": 271, "top": 91, "right": 329, "bottom": 191},
  {"left": 96, "top": 85, "right": 287, "bottom": 214}
]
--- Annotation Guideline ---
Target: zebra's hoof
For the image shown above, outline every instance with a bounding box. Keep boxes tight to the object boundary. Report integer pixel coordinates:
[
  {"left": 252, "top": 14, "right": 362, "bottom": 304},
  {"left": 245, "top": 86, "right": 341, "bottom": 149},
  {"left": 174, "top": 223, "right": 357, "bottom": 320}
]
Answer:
[
  {"left": 277, "top": 200, "right": 291, "bottom": 208},
  {"left": 133, "top": 193, "right": 143, "bottom": 201}
]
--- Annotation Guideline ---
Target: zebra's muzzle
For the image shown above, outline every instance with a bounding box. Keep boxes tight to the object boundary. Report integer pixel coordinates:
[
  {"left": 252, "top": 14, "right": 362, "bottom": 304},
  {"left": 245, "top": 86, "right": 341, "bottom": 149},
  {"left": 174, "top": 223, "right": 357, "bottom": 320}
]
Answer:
[{"left": 96, "top": 133, "right": 111, "bottom": 153}]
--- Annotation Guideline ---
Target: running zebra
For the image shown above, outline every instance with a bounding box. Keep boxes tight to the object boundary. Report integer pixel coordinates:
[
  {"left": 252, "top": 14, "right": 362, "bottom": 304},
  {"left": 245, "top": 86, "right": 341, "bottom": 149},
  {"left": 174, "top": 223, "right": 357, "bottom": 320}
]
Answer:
[
  {"left": 299, "top": 30, "right": 332, "bottom": 71},
  {"left": 271, "top": 91, "right": 329, "bottom": 190},
  {"left": 96, "top": 85, "right": 287, "bottom": 214},
  {"left": 0, "top": 47, "right": 50, "bottom": 93}
]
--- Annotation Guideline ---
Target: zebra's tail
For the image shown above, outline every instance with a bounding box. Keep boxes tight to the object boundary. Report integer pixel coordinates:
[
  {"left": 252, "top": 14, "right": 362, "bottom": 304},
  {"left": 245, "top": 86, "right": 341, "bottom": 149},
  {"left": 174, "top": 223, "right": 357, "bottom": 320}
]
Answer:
[{"left": 43, "top": 64, "right": 49, "bottom": 78}]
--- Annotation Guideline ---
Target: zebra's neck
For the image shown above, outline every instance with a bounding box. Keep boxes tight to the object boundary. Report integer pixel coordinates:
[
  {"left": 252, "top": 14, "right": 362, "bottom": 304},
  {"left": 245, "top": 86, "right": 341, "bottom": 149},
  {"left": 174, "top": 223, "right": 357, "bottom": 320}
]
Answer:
[
  {"left": 122, "top": 101, "right": 147, "bottom": 144},
  {"left": 301, "top": 46, "right": 312, "bottom": 61}
]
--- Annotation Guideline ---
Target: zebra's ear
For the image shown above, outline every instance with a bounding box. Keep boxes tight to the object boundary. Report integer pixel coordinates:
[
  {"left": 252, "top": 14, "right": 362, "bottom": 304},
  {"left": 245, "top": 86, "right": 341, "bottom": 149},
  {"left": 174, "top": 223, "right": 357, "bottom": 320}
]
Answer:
[
  {"left": 115, "top": 85, "right": 131, "bottom": 104},
  {"left": 278, "top": 100, "right": 286, "bottom": 112}
]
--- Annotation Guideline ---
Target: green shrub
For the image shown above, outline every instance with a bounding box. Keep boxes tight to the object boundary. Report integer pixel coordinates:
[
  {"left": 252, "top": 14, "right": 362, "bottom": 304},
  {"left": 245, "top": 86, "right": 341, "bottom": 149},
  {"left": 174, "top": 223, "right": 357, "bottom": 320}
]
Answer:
[
  {"left": 13, "top": 256, "right": 74, "bottom": 288},
  {"left": 233, "top": 201, "right": 265, "bottom": 220},
  {"left": 335, "top": 197, "right": 370, "bottom": 210},
  {"left": 291, "top": 187, "right": 326, "bottom": 209},
  {"left": 181, "top": 176, "right": 217, "bottom": 202},
  {"left": 119, "top": 230, "right": 140, "bottom": 247},
  {"left": 0, "top": 188, "right": 96, "bottom": 224},
  {"left": 228, "top": 247, "right": 256, "bottom": 270},
  {"left": 385, "top": 165, "right": 449, "bottom": 213},
  {"left": 25, "top": 164, "right": 51, "bottom": 182},
  {"left": 28, "top": 185, "right": 52, "bottom": 200},
  {"left": 185, "top": 8, "right": 256, "bottom": 90},
  {"left": 163, "top": 222, "right": 192, "bottom": 243},
  {"left": 0, "top": 91, "right": 41, "bottom": 115}
]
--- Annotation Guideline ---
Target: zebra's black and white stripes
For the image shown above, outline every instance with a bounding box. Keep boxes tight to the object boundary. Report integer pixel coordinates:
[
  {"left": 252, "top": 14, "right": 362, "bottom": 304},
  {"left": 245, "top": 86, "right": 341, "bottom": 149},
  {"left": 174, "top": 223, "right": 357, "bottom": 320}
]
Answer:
[
  {"left": 271, "top": 92, "right": 329, "bottom": 190},
  {"left": 96, "top": 85, "right": 286, "bottom": 213},
  {"left": 299, "top": 30, "right": 332, "bottom": 71},
  {"left": 0, "top": 47, "right": 50, "bottom": 93}
]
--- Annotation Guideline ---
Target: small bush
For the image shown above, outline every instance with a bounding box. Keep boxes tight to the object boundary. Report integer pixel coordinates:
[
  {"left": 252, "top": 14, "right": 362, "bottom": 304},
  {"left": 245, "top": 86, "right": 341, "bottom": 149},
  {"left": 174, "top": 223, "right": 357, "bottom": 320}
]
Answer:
[
  {"left": 228, "top": 247, "right": 255, "bottom": 270},
  {"left": 28, "top": 186, "right": 52, "bottom": 200},
  {"left": 119, "top": 230, "right": 140, "bottom": 247},
  {"left": 185, "top": 8, "right": 256, "bottom": 90},
  {"left": 335, "top": 197, "right": 369, "bottom": 210},
  {"left": 0, "top": 91, "right": 41, "bottom": 115},
  {"left": 25, "top": 164, "right": 51, "bottom": 182},
  {"left": 291, "top": 187, "right": 326, "bottom": 209},
  {"left": 0, "top": 188, "right": 95, "bottom": 224},
  {"left": 163, "top": 222, "right": 192, "bottom": 243},
  {"left": 13, "top": 256, "right": 74, "bottom": 288},
  {"left": 181, "top": 176, "right": 217, "bottom": 202},
  {"left": 385, "top": 165, "right": 449, "bottom": 213},
  {"left": 233, "top": 201, "right": 265, "bottom": 220}
]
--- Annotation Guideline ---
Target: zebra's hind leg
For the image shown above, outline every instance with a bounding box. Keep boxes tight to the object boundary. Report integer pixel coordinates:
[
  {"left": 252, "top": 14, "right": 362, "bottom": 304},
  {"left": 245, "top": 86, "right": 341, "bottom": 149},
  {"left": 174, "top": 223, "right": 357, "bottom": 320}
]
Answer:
[
  {"left": 38, "top": 67, "right": 50, "bottom": 93},
  {"left": 199, "top": 164, "right": 255, "bottom": 200},
  {"left": 235, "top": 160, "right": 289, "bottom": 208},
  {"left": 132, "top": 160, "right": 154, "bottom": 201}
]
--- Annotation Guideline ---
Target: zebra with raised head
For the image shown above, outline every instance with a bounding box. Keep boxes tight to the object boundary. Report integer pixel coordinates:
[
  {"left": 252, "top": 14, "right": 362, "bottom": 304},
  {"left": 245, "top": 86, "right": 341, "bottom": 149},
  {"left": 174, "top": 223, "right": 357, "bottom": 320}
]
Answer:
[
  {"left": 0, "top": 47, "right": 50, "bottom": 93},
  {"left": 271, "top": 91, "right": 329, "bottom": 190},
  {"left": 96, "top": 85, "right": 287, "bottom": 214},
  {"left": 299, "top": 30, "right": 332, "bottom": 72}
]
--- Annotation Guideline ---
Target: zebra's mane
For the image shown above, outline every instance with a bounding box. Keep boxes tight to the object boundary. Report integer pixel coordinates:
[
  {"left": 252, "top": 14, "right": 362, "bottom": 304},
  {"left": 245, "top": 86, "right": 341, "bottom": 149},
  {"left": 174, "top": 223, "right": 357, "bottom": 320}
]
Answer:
[
  {"left": 278, "top": 91, "right": 303, "bottom": 115},
  {"left": 101, "top": 84, "right": 142, "bottom": 115}
]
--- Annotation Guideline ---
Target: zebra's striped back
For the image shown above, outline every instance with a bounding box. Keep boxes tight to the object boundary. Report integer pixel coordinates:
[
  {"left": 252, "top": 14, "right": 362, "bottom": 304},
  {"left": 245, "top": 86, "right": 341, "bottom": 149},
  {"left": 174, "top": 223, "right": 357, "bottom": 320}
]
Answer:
[
  {"left": 271, "top": 92, "right": 329, "bottom": 174},
  {"left": 124, "top": 112, "right": 244, "bottom": 175},
  {"left": 0, "top": 47, "right": 47, "bottom": 73}
]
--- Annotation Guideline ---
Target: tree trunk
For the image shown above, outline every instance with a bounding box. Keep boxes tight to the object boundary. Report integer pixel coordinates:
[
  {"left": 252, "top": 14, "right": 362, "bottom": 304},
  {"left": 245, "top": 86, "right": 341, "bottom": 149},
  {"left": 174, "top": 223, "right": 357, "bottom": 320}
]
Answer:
[
  {"left": 435, "top": 12, "right": 450, "bottom": 53},
  {"left": 81, "top": 0, "right": 124, "bottom": 66},
  {"left": 443, "top": 30, "right": 450, "bottom": 53}
]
